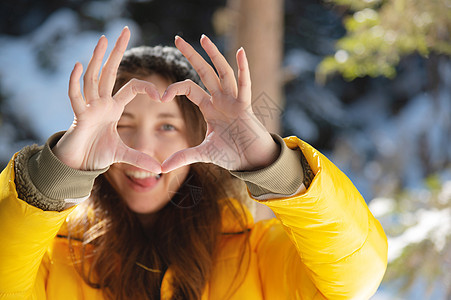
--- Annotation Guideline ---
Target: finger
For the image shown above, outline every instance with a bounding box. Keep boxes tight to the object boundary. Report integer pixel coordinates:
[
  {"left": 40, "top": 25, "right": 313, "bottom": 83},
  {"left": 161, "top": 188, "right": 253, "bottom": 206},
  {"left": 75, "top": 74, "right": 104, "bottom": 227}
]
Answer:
[
  {"left": 162, "top": 79, "right": 212, "bottom": 111},
  {"left": 161, "top": 146, "right": 208, "bottom": 173},
  {"left": 116, "top": 144, "right": 162, "bottom": 174},
  {"left": 113, "top": 78, "right": 161, "bottom": 106},
  {"left": 200, "top": 35, "right": 238, "bottom": 98},
  {"left": 236, "top": 47, "right": 252, "bottom": 105},
  {"left": 68, "top": 62, "right": 85, "bottom": 114},
  {"left": 83, "top": 35, "right": 108, "bottom": 101},
  {"left": 174, "top": 36, "right": 221, "bottom": 96},
  {"left": 98, "top": 27, "right": 131, "bottom": 98}
]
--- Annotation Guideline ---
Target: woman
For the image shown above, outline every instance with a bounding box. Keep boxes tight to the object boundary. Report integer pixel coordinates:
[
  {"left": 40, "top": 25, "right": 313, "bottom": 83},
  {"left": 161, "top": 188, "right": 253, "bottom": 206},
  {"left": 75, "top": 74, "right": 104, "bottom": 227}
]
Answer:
[{"left": 0, "top": 27, "right": 387, "bottom": 299}]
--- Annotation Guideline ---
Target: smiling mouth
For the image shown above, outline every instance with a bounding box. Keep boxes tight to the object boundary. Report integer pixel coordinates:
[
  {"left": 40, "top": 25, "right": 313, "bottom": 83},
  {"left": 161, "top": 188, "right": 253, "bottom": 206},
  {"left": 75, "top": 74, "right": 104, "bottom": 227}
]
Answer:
[
  {"left": 125, "top": 170, "right": 161, "bottom": 179},
  {"left": 125, "top": 170, "right": 161, "bottom": 188}
]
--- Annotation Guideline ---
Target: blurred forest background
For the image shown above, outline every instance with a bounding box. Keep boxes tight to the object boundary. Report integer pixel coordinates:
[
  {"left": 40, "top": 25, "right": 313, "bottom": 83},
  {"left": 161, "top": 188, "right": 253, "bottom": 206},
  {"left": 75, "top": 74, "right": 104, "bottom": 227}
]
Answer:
[{"left": 0, "top": 0, "right": 450, "bottom": 298}]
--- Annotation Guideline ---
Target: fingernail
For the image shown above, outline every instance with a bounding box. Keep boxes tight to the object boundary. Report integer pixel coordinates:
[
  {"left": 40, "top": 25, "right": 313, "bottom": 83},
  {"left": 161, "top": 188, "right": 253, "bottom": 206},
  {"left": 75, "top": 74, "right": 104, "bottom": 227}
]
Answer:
[
  {"left": 175, "top": 35, "right": 181, "bottom": 41},
  {"left": 201, "top": 34, "right": 208, "bottom": 41}
]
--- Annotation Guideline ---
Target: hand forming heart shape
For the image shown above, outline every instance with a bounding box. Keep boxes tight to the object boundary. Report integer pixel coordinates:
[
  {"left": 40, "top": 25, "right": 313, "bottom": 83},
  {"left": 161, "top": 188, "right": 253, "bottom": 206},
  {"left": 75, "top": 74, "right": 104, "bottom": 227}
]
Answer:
[{"left": 52, "top": 27, "right": 279, "bottom": 175}]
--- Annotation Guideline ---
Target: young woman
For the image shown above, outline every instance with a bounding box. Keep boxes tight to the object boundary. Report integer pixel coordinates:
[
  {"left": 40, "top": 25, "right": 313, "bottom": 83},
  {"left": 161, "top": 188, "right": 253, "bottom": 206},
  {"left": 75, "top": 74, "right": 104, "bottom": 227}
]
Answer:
[{"left": 0, "top": 27, "right": 387, "bottom": 299}]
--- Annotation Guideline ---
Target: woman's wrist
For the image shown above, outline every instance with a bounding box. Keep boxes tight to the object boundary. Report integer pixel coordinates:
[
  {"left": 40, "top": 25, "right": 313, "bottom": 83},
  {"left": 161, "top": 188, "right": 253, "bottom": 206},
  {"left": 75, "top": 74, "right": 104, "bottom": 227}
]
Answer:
[
  {"left": 244, "top": 132, "right": 281, "bottom": 171},
  {"left": 230, "top": 134, "right": 306, "bottom": 197},
  {"left": 14, "top": 132, "right": 109, "bottom": 211}
]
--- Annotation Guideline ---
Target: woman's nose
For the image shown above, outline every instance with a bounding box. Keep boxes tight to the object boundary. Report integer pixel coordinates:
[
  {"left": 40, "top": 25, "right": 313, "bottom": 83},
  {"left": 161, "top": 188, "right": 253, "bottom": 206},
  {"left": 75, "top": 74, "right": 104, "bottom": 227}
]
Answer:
[{"left": 130, "top": 129, "right": 156, "bottom": 157}]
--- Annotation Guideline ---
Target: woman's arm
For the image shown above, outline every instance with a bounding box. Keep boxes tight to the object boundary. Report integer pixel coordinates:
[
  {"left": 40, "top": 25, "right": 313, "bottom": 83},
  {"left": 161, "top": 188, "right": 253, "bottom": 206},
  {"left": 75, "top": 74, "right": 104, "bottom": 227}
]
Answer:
[
  {"left": 0, "top": 154, "right": 75, "bottom": 298},
  {"left": 0, "top": 130, "right": 109, "bottom": 298},
  {"left": 237, "top": 136, "right": 388, "bottom": 299},
  {"left": 167, "top": 36, "right": 387, "bottom": 298}
]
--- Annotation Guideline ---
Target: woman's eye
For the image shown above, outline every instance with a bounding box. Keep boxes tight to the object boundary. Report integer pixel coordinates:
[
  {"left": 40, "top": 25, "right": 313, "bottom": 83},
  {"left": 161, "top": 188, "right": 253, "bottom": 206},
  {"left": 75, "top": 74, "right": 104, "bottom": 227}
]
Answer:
[
  {"left": 161, "top": 124, "right": 176, "bottom": 131},
  {"left": 117, "top": 124, "right": 132, "bottom": 130}
]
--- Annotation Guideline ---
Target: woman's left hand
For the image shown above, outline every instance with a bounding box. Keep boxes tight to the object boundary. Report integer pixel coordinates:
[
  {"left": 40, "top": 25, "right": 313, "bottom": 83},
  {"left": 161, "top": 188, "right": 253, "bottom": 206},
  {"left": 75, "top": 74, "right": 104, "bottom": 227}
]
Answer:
[{"left": 161, "top": 35, "right": 280, "bottom": 173}]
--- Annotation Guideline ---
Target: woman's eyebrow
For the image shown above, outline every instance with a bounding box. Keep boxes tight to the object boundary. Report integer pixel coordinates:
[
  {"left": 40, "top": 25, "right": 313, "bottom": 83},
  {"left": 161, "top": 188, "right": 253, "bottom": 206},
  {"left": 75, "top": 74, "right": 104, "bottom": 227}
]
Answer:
[{"left": 157, "top": 112, "right": 181, "bottom": 119}]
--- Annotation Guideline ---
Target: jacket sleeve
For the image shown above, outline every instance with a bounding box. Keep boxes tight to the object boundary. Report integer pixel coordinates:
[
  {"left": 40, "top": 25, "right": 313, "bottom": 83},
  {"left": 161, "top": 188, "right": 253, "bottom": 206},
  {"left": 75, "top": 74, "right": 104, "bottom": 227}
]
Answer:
[
  {"left": 252, "top": 137, "right": 387, "bottom": 299},
  {"left": 0, "top": 155, "right": 75, "bottom": 299},
  {"left": 0, "top": 133, "right": 106, "bottom": 299}
]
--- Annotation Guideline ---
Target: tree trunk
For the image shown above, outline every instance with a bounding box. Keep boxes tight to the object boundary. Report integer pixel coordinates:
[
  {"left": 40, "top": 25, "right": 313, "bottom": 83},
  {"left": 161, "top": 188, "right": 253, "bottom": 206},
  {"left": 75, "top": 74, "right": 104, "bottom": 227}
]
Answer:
[{"left": 225, "top": 0, "right": 284, "bottom": 221}]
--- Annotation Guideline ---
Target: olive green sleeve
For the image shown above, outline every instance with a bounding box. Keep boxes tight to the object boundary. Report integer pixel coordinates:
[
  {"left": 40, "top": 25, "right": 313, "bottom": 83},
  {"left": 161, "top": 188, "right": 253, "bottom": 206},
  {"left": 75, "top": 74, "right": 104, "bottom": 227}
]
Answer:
[
  {"left": 14, "top": 132, "right": 108, "bottom": 211},
  {"left": 230, "top": 134, "right": 314, "bottom": 198}
]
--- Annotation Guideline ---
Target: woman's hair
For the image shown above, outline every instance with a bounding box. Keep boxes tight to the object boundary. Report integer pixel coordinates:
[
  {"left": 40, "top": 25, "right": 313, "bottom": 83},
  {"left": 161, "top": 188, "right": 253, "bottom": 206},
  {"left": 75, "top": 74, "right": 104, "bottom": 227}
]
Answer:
[{"left": 67, "top": 46, "right": 250, "bottom": 300}]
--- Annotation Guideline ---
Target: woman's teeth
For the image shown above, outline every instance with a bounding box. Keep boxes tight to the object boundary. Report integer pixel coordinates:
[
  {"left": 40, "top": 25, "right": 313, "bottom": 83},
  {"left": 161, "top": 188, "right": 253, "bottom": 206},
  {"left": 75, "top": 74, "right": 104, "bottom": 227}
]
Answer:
[{"left": 125, "top": 170, "right": 161, "bottom": 179}]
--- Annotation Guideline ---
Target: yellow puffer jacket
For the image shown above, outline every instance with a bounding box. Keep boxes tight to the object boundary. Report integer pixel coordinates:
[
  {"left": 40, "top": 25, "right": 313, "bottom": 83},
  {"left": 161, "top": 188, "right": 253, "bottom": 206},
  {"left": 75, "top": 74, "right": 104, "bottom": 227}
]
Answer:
[{"left": 0, "top": 137, "right": 387, "bottom": 299}]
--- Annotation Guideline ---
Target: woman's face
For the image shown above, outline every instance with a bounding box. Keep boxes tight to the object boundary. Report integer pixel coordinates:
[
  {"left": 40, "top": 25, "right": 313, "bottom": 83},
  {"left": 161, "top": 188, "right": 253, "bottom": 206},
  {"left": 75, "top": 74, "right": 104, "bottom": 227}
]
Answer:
[{"left": 105, "top": 74, "right": 191, "bottom": 215}]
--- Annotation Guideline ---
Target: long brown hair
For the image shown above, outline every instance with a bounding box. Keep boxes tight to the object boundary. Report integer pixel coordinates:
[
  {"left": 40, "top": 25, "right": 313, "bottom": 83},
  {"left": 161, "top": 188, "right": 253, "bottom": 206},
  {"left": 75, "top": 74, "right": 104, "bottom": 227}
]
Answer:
[{"left": 67, "top": 46, "right": 250, "bottom": 299}]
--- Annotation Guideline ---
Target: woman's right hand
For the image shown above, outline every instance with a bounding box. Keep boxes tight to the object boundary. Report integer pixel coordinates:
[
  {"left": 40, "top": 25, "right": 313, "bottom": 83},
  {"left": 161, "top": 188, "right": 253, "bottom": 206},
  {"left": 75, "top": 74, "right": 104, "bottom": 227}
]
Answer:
[{"left": 52, "top": 27, "right": 162, "bottom": 174}]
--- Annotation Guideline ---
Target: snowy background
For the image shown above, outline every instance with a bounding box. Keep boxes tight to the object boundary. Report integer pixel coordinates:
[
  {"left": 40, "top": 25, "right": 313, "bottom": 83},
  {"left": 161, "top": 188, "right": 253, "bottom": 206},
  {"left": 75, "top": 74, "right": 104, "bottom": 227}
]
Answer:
[{"left": 0, "top": 0, "right": 450, "bottom": 298}]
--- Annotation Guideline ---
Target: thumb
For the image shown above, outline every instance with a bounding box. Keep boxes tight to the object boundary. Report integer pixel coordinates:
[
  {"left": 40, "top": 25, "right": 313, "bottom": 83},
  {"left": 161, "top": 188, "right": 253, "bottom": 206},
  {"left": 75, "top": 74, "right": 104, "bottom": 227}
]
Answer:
[
  {"left": 115, "top": 144, "right": 162, "bottom": 174},
  {"left": 161, "top": 146, "right": 207, "bottom": 173}
]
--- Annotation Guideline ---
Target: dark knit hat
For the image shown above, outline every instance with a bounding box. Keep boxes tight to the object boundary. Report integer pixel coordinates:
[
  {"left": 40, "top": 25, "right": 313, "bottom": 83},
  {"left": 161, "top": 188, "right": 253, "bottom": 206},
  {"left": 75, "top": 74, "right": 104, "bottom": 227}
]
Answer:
[{"left": 119, "top": 45, "right": 204, "bottom": 89}]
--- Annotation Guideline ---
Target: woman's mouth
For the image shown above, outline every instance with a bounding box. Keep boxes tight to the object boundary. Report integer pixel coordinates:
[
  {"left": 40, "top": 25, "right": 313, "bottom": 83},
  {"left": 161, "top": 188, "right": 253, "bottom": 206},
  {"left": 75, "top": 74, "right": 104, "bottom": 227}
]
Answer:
[{"left": 125, "top": 170, "right": 161, "bottom": 190}]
